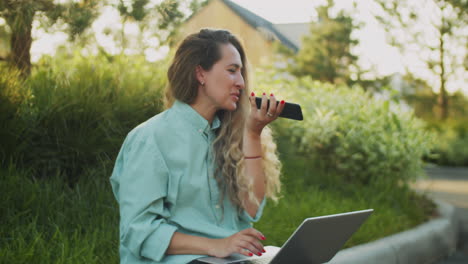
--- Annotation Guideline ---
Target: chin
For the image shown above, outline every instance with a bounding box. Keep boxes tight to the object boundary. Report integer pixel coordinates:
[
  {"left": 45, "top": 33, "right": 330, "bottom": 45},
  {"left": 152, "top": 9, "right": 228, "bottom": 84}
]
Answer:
[{"left": 223, "top": 103, "right": 238, "bottom": 112}]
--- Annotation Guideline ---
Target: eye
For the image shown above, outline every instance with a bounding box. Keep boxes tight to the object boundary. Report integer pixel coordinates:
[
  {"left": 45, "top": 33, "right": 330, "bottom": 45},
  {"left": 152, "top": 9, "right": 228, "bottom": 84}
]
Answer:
[{"left": 228, "top": 69, "right": 236, "bottom": 73}]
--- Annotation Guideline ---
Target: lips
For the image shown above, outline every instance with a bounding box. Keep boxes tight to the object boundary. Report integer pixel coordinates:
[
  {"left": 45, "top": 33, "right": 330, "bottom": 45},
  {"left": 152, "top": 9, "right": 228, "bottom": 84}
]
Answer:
[{"left": 230, "top": 93, "right": 240, "bottom": 101}]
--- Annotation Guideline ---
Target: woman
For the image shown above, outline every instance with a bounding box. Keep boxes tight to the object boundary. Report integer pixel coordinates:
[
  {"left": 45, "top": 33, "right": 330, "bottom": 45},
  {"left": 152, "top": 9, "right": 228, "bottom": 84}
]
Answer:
[{"left": 110, "top": 28, "right": 283, "bottom": 264}]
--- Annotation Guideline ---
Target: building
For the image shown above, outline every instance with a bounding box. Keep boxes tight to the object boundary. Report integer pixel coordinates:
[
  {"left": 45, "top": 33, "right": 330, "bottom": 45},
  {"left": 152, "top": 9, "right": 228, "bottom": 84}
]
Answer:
[{"left": 179, "top": 0, "right": 309, "bottom": 67}]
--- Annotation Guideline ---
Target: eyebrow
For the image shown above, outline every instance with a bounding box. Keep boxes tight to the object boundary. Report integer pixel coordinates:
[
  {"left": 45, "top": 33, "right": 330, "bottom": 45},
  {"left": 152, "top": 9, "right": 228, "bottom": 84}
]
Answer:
[{"left": 228, "top": 63, "right": 243, "bottom": 69}]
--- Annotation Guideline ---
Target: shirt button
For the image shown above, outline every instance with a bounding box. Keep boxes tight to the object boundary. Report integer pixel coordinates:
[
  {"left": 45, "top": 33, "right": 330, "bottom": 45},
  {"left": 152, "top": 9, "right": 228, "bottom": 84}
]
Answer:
[
  {"left": 215, "top": 205, "right": 220, "bottom": 209},
  {"left": 198, "top": 129, "right": 203, "bottom": 133}
]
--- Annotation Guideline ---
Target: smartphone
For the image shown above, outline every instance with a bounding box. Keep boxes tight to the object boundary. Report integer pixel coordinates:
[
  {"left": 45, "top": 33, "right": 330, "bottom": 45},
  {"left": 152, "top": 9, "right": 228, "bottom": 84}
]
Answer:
[{"left": 255, "top": 97, "right": 303, "bottom": 121}]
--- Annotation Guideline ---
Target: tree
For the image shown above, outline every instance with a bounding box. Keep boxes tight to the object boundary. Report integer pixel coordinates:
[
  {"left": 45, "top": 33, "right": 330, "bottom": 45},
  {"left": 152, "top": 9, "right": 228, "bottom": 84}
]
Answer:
[
  {"left": 375, "top": 0, "right": 468, "bottom": 120},
  {"left": 117, "top": 0, "right": 150, "bottom": 54},
  {"left": 443, "top": 0, "right": 468, "bottom": 19},
  {"left": 0, "top": 21, "right": 9, "bottom": 61},
  {"left": 0, "top": 0, "right": 100, "bottom": 77},
  {"left": 0, "top": 0, "right": 189, "bottom": 77},
  {"left": 115, "top": 0, "right": 185, "bottom": 55},
  {"left": 291, "top": 0, "right": 360, "bottom": 85}
]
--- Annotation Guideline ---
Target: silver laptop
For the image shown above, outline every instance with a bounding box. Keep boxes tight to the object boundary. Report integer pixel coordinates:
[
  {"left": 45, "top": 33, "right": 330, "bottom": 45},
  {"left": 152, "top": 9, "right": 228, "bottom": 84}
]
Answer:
[{"left": 197, "top": 209, "right": 373, "bottom": 264}]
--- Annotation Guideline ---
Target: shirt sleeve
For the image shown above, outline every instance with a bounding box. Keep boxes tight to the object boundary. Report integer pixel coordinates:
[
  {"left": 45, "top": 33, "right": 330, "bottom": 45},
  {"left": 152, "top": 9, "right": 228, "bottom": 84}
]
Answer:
[
  {"left": 110, "top": 132, "right": 177, "bottom": 262},
  {"left": 240, "top": 197, "right": 267, "bottom": 223}
]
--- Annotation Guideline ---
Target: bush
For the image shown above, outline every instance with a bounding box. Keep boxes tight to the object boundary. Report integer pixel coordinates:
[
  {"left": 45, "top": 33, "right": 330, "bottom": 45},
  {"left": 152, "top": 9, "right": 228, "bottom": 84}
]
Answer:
[
  {"left": 0, "top": 68, "right": 34, "bottom": 164},
  {"left": 0, "top": 52, "right": 167, "bottom": 182},
  {"left": 255, "top": 70, "right": 434, "bottom": 187},
  {"left": 426, "top": 119, "right": 468, "bottom": 166},
  {"left": 0, "top": 162, "right": 119, "bottom": 264}
]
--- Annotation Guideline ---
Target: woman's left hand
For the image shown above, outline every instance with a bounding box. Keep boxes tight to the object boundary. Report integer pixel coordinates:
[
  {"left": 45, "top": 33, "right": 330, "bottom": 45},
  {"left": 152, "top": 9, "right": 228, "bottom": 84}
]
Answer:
[{"left": 246, "top": 92, "right": 285, "bottom": 136}]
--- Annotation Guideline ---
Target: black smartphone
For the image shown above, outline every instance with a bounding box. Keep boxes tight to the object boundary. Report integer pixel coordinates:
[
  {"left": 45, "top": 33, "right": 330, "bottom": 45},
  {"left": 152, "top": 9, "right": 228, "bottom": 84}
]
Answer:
[{"left": 255, "top": 97, "right": 303, "bottom": 121}]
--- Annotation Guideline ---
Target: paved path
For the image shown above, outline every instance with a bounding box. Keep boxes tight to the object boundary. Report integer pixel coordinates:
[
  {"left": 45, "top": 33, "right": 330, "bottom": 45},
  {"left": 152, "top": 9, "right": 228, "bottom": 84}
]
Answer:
[{"left": 412, "top": 166, "right": 468, "bottom": 264}]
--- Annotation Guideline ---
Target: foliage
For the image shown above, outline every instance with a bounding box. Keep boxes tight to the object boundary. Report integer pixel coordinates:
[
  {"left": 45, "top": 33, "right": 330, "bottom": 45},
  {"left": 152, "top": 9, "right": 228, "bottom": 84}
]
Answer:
[
  {"left": 291, "top": 0, "right": 360, "bottom": 86},
  {"left": 0, "top": 0, "right": 189, "bottom": 76},
  {"left": 0, "top": 155, "right": 435, "bottom": 263},
  {"left": 0, "top": 67, "right": 34, "bottom": 163},
  {"left": 189, "top": 0, "right": 210, "bottom": 14},
  {"left": 115, "top": 0, "right": 185, "bottom": 52},
  {"left": 374, "top": 0, "right": 468, "bottom": 120},
  {"left": 118, "top": 0, "right": 151, "bottom": 21},
  {"left": 404, "top": 90, "right": 468, "bottom": 121},
  {"left": 0, "top": 0, "right": 101, "bottom": 75},
  {"left": 0, "top": 163, "right": 119, "bottom": 264},
  {"left": 0, "top": 67, "right": 32, "bottom": 116},
  {"left": 0, "top": 21, "right": 9, "bottom": 58},
  {"left": 256, "top": 155, "right": 435, "bottom": 248},
  {"left": 0, "top": 51, "right": 438, "bottom": 262},
  {"left": 442, "top": 0, "right": 468, "bottom": 20},
  {"left": 0, "top": 51, "right": 167, "bottom": 183},
  {"left": 426, "top": 119, "right": 468, "bottom": 166},
  {"left": 400, "top": 79, "right": 468, "bottom": 166},
  {"left": 255, "top": 69, "right": 434, "bottom": 187}
]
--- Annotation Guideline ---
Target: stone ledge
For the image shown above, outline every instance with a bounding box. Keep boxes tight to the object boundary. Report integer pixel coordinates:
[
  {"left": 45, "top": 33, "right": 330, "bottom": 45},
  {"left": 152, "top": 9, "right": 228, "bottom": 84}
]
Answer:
[{"left": 328, "top": 200, "right": 458, "bottom": 264}]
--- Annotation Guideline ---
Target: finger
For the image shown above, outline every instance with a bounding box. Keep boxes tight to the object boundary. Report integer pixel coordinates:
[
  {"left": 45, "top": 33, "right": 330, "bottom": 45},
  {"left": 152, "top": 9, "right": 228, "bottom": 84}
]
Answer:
[
  {"left": 244, "top": 228, "right": 266, "bottom": 241},
  {"left": 260, "top": 92, "right": 268, "bottom": 115},
  {"left": 276, "top": 99, "right": 286, "bottom": 116},
  {"left": 242, "top": 236, "right": 265, "bottom": 255},
  {"left": 268, "top": 93, "right": 277, "bottom": 117},
  {"left": 249, "top": 91, "right": 257, "bottom": 111},
  {"left": 236, "top": 247, "right": 254, "bottom": 257},
  {"left": 239, "top": 240, "right": 262, "bottom": 256}
]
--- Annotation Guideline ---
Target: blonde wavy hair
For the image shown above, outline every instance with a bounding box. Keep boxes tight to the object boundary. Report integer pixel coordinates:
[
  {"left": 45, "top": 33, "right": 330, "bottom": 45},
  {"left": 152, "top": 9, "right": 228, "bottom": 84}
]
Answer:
[{"left": 165, "top": 29, "right": 281, "bottom": 212}]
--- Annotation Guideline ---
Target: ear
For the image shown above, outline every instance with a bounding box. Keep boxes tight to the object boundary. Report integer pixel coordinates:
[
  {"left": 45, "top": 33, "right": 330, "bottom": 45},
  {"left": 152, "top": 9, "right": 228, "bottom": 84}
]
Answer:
[{"left": 195, "top": 65, "right": 205, "bottom": 85}]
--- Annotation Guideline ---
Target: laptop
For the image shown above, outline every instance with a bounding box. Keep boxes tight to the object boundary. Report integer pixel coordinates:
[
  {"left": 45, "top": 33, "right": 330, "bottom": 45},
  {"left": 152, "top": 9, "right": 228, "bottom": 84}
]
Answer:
[{"left": 197, "top": 209, "right": 373, "bottom": 264}]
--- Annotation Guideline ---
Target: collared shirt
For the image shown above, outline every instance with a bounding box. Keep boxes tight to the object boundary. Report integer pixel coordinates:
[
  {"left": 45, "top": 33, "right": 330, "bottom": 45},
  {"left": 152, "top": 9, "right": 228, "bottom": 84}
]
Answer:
[{"left": 110, "top": 100, "right": 266, "bottom": 264}]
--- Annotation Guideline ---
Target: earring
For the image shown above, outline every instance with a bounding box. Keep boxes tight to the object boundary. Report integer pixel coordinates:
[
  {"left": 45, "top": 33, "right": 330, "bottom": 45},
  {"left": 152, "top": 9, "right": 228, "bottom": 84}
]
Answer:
[{"left": 201, "top": 82, "right": 205, "bottom": 86}]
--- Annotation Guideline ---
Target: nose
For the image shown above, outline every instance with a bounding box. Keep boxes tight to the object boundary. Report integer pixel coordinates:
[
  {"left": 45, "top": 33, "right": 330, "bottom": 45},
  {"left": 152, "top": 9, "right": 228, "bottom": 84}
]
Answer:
[{"left": 235, "top": 73, "right": 245, "bottom": 90}]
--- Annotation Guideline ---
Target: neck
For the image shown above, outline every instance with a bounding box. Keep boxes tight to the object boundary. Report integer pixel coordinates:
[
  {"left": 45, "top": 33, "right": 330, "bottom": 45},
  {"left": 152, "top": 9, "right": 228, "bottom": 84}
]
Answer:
[{"left": 190, "top": 98, "right": 217, "bottom": 124}]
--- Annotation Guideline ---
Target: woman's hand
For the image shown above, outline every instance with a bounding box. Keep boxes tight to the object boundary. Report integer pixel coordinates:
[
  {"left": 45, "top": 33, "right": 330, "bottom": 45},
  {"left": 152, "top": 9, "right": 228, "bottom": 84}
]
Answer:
[
  {"left": 208, "top": 228, "right": 266, "bottom": 258},
  {"left": 246, "top": 92, "right": 285, "bottom": 137}
]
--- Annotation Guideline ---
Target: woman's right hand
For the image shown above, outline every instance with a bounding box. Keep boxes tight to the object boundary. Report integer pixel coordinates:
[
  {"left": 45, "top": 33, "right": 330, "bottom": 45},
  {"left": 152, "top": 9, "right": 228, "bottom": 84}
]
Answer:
[{"left": 208, "top": 228, "right": 266, "bottom": 258}]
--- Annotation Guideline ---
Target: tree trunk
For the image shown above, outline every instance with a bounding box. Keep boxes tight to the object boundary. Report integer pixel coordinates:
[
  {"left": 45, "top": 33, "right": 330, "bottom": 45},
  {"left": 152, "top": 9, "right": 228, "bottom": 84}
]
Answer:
[
  {"left": 121, "top": 16, "right": 127, "bottom": 55},
  {"left": 5, "top": 2, "right": 35, "bottom": 78},
  {"left": 437, "top": 20, "right": 448, "bottom": 120},
  {"left": 10, "top": 21, "right": 33, "bottom": 77}
]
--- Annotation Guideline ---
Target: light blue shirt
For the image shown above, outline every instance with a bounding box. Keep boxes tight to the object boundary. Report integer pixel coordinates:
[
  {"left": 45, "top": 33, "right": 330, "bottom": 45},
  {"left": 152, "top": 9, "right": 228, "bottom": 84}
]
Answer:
[{"left": 110, "top": 100, "right": 266, "bottom": 264}]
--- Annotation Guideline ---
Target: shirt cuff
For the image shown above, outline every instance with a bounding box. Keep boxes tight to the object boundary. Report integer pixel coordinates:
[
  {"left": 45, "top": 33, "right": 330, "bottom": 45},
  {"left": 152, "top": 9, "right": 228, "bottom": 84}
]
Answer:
[
  {"left": 242, "top": 198, "right": 267, "bottom": 223},
  {"left": 140, "top": 222, "right": 178, "bottom": 262}
]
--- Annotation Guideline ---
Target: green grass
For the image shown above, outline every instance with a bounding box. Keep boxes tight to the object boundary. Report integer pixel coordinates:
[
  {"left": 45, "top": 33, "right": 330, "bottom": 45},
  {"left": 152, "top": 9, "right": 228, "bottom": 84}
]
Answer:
[
  {"left": 1, "top": 155, "right": 435, "bottom": 263},
  {"left": 0, "top": 163, "right": 119, "bottom": 264},
  {"left": 0, "top": 55, "right": 166, "bottom": 182},
  {"left": 254, "top": 154, "right": 435, "bottom": 248},
  {"left": 256, "top": 183, "right": 433, "bottom": 248}
]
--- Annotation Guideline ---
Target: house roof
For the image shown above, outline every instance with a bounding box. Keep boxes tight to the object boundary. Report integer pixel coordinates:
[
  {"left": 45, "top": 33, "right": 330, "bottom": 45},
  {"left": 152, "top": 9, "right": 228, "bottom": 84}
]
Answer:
[
  {"left": 220, "top": 0, "right": 300, "bottom": 52},
  {"left": 273, "top": 23, "right": 310, "bottom": 50}
]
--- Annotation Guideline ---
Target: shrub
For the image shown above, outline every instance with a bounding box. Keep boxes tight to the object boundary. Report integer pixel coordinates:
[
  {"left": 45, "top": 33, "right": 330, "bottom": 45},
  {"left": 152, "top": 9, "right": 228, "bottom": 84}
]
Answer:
[
  {"left": 255, "top": 70, "right": 434, "bottom": 187},
  {"left": 0, "top": 52, "right": 167, "bottom": 182},
  {"left": 427, "top": 120, "right": 468, "bottom": 166},
  {"left": 0, "top": 68, "right": 34, "bottom": 163},
  {"left": 0, "top": 162, "right": 119, "bottom": 264}
]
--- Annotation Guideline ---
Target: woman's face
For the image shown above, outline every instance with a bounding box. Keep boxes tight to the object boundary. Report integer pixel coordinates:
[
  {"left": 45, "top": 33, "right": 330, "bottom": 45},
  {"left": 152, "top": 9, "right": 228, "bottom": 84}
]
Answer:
[{"left": 197, "top": 43, "right": 245, "bottom": 112}]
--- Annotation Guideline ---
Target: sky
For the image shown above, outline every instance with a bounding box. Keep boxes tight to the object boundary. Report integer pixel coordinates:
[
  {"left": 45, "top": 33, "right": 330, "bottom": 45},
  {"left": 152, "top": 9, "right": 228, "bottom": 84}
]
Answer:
[
  {"left": 230, "top": 0, "right": 466, "bottom": 94},
  {"left": 232, "top": 0, "right": 405, "bottom": 76},
  {"left": 1, "top": 0, "right": 466, "bottom": 94}
]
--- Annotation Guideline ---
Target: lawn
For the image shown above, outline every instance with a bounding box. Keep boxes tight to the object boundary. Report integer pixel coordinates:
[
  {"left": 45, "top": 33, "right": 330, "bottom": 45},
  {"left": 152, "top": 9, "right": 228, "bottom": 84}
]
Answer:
[{"left": 0, "top": 154, "right": 435, "bottom": 263}]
